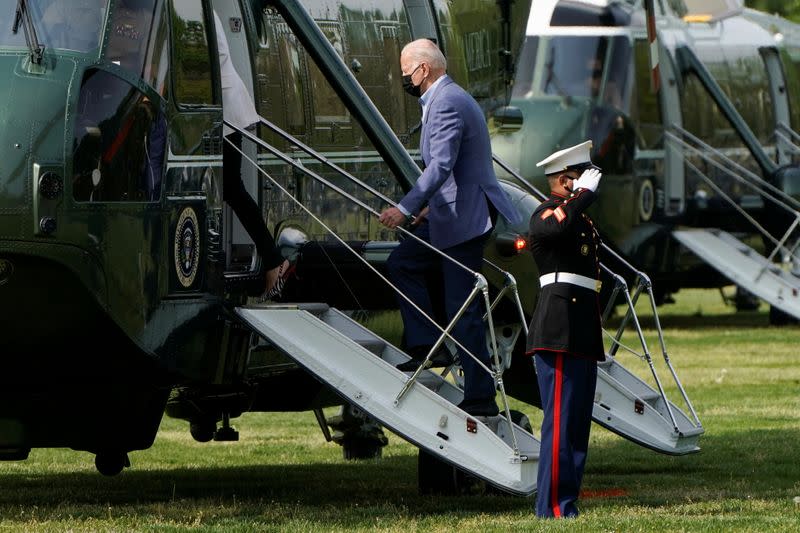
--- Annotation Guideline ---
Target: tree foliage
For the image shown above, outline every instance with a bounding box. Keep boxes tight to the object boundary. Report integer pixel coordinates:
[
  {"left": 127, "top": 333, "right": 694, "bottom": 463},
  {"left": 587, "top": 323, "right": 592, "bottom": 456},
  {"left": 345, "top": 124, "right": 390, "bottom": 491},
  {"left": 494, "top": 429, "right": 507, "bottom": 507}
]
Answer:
[{"left": 745, "top": 0, "right": 800, "bottom": 22}]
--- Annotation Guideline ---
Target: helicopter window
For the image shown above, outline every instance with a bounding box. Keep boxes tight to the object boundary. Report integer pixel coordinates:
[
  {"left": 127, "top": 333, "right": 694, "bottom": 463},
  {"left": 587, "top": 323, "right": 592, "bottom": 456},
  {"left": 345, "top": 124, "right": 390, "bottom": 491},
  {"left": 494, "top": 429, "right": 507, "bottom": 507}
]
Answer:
[
  {"left": 0, "top": 0, "right": 108, "bottom": 53},
  {"left": 308, "top": 22, "right": 352, "bottom": 146},
  {"left": 550, "top": 1, "right": 632, "bottom": 27},
  {"left": 277, "top": 31, "right": 308, "bottom": 139},
  {"left": 171, "top": 1, "right": 216, "bottom": 106},
  {"left": 105, "top": 0, "right": 156, "bottom": 75},
  {"left": 633, "top": 39, "right": 664, "bottom": 149},
  {"left": 512, "top": 35, "right": 631, "bottom": 112},
  {"left": 142, "top": 0, "right": 170, "bottom": 96},
  {"left": 72, "top": 69, "right": 166, "bottom": 203},
  {"left": 783, "top": 47, "right": 800, "bottom": 132}
]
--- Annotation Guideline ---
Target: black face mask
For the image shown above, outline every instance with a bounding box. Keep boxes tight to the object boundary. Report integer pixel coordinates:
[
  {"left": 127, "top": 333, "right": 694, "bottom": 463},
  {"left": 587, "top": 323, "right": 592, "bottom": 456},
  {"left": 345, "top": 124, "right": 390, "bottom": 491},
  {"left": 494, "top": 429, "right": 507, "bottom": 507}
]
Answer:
[
  {"left": 402, "top": 75, "right": 422, "bottom": 97},
  {"left": 402, "top": 65, "right": 423, "bottom": 97}
]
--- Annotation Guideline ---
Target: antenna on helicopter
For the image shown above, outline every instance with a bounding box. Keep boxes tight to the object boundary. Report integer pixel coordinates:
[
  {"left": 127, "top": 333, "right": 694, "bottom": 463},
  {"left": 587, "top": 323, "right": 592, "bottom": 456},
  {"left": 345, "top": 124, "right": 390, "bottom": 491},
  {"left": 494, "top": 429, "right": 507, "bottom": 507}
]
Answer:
[{"left": 644, "top": 0, "right": 661, "bottom": 94}]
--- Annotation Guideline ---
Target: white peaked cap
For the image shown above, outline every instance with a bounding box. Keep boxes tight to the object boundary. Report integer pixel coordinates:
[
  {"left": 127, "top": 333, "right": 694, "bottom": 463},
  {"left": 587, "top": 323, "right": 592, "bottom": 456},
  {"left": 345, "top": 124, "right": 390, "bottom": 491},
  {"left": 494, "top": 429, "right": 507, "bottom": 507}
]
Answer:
[{"left": 536, "top": 140, "right": 599, "bottom": 175}]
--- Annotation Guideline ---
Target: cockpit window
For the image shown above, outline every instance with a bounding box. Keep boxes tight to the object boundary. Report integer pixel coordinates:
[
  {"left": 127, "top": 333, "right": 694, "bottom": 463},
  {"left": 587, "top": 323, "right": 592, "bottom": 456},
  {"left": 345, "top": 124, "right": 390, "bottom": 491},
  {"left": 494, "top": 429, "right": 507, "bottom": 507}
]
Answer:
[
  {"left": 105, "top": 0, "right": 159, "bottom": 77},
  {"left": 72, "top": 69, "right": 166, "bottom": 203},
  {"left": 0, "top": 0, "right": 108, "bottom": 53},
  {"left": 512, "top": 35, "right": 632, "bottom": 113}
]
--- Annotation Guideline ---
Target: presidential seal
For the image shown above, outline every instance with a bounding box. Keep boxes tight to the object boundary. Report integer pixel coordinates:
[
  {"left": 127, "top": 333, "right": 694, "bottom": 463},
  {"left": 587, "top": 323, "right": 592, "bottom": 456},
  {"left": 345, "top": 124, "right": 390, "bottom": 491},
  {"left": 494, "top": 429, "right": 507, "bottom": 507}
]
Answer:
[{"left": 174, "top": 207, "right": 200, "bottom": 288}]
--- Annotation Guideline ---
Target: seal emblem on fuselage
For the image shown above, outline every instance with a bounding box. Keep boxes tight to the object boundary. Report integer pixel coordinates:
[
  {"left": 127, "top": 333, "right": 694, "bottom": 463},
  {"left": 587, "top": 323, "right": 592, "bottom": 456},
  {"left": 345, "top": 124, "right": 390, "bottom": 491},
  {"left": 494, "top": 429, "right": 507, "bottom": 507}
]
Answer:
[{"left": 174, "top": 207, "right": 200, "bottom": 288}]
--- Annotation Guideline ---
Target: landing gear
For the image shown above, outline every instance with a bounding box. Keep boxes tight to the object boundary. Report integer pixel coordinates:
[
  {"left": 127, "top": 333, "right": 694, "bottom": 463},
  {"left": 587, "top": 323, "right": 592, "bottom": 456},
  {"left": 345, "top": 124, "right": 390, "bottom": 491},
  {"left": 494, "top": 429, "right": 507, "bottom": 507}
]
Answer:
[
  {"left": 509, "top": 409, "right": 533, "bottom": 433},
  {"left": 417, "top": 450, "right": 485, "bottom": 495},
  {"left": 188, "top": 412, "right": 239, "bottom": 443},
  {"left": 326, "top": 404, "right": 388, "bottom": 460},
  {"left": 189, "top": 418, "right": 216, "bottom": 443},
  {"left": 734, "top": 286, "right": 760, "bottom": 312},
  {"left": 769, "top": 305, "right": 799, "bottom": 325},
  {"left": 94, "top": 451, "right": 130, "bottom": 476},
  {"left": 213, "top": 412, "right": 239, "bottom": 442}
]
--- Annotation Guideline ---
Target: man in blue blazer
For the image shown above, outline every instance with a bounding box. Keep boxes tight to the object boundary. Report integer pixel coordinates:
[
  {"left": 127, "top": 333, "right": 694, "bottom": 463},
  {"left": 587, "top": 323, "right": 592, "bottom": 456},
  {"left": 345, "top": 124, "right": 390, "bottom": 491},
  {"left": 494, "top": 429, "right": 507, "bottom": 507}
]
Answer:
[{"left": 379, "top": 39, "right": 521, "bottom": 416}]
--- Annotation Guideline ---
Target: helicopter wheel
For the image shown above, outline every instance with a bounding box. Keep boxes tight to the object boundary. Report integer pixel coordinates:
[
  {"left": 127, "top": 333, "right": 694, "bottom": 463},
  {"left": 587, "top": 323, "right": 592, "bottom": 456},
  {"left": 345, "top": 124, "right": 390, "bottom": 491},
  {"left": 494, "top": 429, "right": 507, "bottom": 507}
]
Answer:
[
  {"left": 769, "top": 305, "right": 799, "bottom": 326},
  {"left": 342, "top": 437, "right": 384, "bottom": 460},
  {"left": 509, "top": 409, "right": 533, "bottom": 433},
  {"left": 189, "top": 419, "right": 217, "bottom": 443},
  {"left": 327, "top": 404, "right": 388, "bottom": 460},
  {"left": 95, "top": 451, "right": 130, "bottom": 477},
  {"left": 418, "top": 449, "right": 487, "bottom": 495}
]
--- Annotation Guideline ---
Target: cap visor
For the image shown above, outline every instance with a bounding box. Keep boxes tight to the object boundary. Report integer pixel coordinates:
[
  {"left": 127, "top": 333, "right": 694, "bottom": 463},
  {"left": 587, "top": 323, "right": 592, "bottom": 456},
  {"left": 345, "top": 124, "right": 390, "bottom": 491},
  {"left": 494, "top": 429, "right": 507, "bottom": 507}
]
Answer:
[{"left": 568, "top": 163, "right": 601, "bottom": 172}]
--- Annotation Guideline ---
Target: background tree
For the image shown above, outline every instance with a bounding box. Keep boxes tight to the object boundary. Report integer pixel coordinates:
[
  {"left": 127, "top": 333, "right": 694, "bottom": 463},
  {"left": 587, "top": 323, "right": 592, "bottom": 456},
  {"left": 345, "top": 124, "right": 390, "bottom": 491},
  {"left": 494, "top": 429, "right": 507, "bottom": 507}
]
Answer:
[{"left": 745, "top": 0, "right": 800, "bottom": 22}]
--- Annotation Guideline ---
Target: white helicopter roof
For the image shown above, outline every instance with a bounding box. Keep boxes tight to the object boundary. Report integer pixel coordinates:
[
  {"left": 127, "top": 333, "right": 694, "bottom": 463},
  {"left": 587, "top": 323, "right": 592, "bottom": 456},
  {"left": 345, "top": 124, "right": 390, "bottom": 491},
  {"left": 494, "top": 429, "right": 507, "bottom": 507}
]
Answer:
[
  {"left": 684, "top": 0, "right": 743, "bottom": 23},
  {"left": 526, "top": 0, "right": 637, "bottom": 36}
]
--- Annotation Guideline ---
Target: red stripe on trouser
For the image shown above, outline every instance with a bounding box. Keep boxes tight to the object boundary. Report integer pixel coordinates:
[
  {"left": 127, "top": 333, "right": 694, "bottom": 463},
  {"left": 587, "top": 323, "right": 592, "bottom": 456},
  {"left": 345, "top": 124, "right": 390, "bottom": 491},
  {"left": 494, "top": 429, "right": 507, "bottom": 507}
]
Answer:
[{"left": 550, "top": 353, "right": 564, "bottom": 517}]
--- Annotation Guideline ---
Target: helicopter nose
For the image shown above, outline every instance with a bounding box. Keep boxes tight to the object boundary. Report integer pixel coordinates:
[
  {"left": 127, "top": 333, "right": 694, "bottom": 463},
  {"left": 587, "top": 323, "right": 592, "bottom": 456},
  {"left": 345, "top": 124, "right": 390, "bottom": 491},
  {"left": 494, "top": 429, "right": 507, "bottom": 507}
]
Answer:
[{"left": 0, "top": 55, "right": 68, "bottom": 222}]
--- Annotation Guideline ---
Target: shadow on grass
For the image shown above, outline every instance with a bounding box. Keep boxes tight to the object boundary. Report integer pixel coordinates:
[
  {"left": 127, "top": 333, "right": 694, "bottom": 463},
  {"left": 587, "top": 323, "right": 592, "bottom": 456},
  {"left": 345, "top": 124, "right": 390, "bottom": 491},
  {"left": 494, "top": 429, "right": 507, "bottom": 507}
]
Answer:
[{"left": 1, "top": 428, "right": 798, "bottom": 519}]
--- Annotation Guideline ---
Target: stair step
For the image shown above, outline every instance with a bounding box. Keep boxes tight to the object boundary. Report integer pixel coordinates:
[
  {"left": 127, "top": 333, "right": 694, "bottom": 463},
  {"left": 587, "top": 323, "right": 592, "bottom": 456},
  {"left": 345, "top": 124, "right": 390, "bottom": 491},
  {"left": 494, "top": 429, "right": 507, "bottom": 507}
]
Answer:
[{"left": 237, "top": 305, "right": 539, "bottom": 495}]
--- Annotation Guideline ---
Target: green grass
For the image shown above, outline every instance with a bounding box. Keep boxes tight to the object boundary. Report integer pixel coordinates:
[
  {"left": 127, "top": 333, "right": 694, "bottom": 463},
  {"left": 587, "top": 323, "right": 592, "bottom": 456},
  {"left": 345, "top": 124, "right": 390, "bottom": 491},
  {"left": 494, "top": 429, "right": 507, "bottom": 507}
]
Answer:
[{"left": 2, "top": 288, "right": 800, "bottom": 531}]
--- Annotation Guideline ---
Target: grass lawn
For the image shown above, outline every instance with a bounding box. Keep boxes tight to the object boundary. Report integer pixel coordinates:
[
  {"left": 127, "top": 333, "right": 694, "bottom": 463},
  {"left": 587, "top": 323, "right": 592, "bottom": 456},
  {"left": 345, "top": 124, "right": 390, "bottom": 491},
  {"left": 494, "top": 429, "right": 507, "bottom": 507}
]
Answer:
[{"left": 1, "top": 288, "right": 799, "bottom": 531}]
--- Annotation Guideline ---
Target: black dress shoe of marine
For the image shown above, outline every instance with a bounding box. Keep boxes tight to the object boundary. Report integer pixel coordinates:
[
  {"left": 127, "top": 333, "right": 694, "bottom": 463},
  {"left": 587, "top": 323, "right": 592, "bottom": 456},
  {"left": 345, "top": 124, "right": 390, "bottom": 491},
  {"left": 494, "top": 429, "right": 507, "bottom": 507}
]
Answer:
[
  {"left": 396, "top": 345, "right": 453, "bottom": 372},
  {"left": 457, "top": 399, "right": 500, "bottom": 417}
]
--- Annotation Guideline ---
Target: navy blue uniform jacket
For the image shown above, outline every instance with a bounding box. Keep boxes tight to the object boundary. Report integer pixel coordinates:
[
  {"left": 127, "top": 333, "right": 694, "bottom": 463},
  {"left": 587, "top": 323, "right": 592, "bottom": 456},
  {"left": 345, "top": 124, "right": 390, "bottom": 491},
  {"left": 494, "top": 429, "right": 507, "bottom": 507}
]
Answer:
[{"left": 525, "top": 189, "right": 604, "bottom": 360}]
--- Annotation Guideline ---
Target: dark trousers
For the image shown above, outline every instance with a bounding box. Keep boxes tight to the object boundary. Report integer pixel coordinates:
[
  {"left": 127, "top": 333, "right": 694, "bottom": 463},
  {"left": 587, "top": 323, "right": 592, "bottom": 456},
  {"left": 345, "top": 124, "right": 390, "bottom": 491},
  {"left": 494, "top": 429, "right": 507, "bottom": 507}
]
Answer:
[
  {"left": 223, "top": 132, "right": 283, "bottom": 270},
  {"left": 386, "top": 222, "right": 495, "bottom": 404},
  {"left": 534, "top": 351, "right": 597, "bottom": 518}
]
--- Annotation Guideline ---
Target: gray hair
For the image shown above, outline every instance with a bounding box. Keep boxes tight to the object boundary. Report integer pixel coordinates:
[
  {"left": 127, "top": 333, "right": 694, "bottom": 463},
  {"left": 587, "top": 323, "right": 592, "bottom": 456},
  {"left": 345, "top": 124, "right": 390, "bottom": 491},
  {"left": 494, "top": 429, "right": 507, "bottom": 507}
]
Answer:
[{"left": 402, "top": 39, "right": 447, "bottom": 71}]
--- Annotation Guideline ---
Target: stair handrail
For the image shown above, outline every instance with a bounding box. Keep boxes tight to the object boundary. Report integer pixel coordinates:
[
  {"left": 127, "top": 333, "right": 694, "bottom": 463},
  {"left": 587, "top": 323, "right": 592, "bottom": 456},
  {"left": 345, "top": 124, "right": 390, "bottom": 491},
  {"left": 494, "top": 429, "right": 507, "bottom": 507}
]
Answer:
[
  {"left": 775, "top": 131, "right": 800, "bottom": 155},
  {"left": 667, "top": 126, "right": 800, "bottom": 213},
  {"left": 666, "top": 129, "right": 800, "bottom": 268},
  {"left": 776, "top": 121, "right": 800, "bottom": 147},
  {"left": 257, "top": 115, "right": 529, "bottom": 334},
  {"left": 229, "top": 122, "right": 521, "bottom": 455}
]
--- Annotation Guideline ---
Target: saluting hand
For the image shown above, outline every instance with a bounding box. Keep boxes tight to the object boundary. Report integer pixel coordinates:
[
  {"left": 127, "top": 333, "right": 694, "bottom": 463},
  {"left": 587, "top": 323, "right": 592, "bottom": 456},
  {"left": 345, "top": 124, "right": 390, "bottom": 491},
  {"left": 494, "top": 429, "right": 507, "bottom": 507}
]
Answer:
[
  {"left": 379, "top": 207, "right": 407, "bottom": 229},
  {"left": 574, "top": 168, "right": 602, "bottom": 192}
]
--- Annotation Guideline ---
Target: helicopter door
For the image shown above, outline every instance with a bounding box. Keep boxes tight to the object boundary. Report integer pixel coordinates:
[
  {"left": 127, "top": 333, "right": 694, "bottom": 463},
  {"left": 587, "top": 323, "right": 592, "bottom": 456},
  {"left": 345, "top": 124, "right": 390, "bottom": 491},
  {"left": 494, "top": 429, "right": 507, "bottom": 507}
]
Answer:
[
  {"left": 168, "top": 1, "right": 222, "bottom": 294},
  {"left": 211, "top": 0, "right": 260, "bottom": 271},
  {"left": 402, "top": 0, "right": 440, "bottom": 43},
  {"left": 760, "top": 47, "right": 792, "bottom": 166}
]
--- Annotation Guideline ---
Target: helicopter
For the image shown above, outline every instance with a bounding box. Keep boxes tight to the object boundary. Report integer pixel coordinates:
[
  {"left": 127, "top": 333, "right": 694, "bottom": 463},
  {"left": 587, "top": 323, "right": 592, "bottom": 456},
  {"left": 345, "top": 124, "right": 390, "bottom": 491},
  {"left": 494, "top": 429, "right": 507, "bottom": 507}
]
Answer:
[
  {"left": 491, "top": 0, "right": 800, "bottom": 322},
  {"left": 0, "top": 0, "right": 535, "bottom": 478},
  {"left": 0, "top": 0, "right": 702, "bottom": 488}
]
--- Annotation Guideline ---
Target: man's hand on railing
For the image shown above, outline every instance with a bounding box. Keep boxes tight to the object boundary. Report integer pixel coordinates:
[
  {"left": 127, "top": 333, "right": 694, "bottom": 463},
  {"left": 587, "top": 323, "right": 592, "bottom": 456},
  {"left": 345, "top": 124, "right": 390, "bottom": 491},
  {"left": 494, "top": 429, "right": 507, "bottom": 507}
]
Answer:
[{"left": 379, "top": 207, "right": 407, "bottom": 229}]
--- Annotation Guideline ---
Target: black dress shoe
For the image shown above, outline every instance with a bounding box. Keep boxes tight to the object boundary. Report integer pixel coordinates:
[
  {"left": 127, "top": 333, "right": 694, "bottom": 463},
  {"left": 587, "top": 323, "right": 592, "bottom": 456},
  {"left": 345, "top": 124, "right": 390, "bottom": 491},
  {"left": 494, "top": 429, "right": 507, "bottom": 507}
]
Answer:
[
  {"left": 457, "top": 399, "right": 499, "bottom": 417},
  {"left": 396, "top": 345, "right": 453, "bottom": 372}
]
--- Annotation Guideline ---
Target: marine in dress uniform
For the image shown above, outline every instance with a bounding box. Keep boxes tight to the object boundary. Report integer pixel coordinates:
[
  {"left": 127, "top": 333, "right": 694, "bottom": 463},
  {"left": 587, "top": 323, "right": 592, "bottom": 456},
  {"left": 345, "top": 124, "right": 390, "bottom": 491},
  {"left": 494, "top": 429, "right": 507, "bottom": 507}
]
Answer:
[{"left": 526, "top": 141, "right": 604, "bottom": 518}]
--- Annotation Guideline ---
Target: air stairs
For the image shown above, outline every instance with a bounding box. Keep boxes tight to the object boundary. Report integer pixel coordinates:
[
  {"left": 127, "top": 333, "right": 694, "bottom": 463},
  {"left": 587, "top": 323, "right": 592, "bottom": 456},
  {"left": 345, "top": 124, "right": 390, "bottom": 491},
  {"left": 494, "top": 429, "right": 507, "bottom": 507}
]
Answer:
[
  {"left": 673, "top": 228, "right": 800, "bottom": 320},
  {"left": 227, "top": 116, "right": 704, "bottom": 484},
  {"left": 667, "top": 125, "right": 800, "bottom": 321},
  {"left": 236, "top": 303, "right": 539, "bottom": 495},
  {"left": 594, "top": 355, "right": 703, "bottom": 455}
]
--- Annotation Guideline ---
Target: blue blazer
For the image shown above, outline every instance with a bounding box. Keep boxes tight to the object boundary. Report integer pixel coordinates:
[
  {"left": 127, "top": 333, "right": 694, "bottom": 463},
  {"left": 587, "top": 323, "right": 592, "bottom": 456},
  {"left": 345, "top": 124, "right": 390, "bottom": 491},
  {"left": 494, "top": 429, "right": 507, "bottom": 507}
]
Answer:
[{"left": 399, "top": 76, "right": 521, "bottom": 249}]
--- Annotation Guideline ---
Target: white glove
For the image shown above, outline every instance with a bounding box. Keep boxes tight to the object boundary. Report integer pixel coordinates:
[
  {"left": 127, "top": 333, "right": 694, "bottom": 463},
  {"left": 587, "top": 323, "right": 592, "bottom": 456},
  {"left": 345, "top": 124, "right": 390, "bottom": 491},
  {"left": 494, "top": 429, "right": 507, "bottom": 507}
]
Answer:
[{"left": 573, "top": 168, "right": 602, "bottom": 192}]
